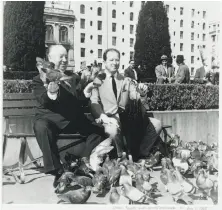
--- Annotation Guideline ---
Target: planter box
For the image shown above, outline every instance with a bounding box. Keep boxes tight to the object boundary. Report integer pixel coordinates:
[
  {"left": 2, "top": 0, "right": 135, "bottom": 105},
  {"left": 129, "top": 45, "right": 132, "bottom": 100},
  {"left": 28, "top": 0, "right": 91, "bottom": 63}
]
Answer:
[{"left": 148, "top": 109, "right": 219, "bottom": 144}]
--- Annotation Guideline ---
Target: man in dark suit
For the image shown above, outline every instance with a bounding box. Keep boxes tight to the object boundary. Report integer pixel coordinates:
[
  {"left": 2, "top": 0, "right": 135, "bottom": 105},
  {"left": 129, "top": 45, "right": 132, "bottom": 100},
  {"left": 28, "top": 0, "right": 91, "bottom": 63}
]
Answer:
[
  {"left": 193, "top": 60, "right": 209, "bottom": 84},
  {"left": 33, "top": 45, "right": 107, "bottom": 187},
  {"left": 124, "top": 60, "right": 138, "bottom": 81},
  {"left": 174, "top": 55, "right": 190, "bottom": 84}
]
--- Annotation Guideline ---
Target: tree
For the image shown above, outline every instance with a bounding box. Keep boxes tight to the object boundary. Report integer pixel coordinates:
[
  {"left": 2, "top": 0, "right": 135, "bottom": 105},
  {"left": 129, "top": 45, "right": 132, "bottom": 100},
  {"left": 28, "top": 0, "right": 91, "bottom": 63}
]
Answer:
[
  {"left": 134, "top": 1, "right": 172, "bottom": 79},
  {"left": 4, "top": 1, "right": 46, "bottom": 71}
]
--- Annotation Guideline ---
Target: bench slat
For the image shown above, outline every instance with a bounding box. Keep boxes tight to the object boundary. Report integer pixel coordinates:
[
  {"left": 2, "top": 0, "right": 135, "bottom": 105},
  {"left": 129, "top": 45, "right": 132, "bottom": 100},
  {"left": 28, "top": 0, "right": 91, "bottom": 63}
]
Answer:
[
  {"left": 3, "top": 93, "right": 35, "bottom": 100},
  {"left": 3, "top": 109, "right": 36, "bottom": 117},
  {"left": 3, "top": 100, "right": 38, "bottom": 108}
]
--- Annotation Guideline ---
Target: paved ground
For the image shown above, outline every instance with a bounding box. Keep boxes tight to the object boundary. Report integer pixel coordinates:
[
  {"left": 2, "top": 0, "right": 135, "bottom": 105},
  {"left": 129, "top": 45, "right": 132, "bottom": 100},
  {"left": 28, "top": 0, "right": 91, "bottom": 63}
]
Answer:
[{"left": 2, "top": 167, "right": 216, "bottom": 205}]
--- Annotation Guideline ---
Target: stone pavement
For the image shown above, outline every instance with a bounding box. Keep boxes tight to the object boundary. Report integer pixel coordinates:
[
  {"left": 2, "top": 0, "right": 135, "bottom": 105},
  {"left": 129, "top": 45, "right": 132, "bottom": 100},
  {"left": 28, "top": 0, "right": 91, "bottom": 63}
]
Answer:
[{"left": 2, "top": 168, "right": 215, "bottom": 205}]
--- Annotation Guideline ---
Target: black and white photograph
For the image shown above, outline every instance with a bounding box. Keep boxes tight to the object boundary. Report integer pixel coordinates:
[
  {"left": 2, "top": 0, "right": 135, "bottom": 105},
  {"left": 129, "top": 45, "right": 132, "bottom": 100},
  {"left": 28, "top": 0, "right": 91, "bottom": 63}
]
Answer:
[{"left": 2, "top": 0, "right": 221, "bottom": 207}]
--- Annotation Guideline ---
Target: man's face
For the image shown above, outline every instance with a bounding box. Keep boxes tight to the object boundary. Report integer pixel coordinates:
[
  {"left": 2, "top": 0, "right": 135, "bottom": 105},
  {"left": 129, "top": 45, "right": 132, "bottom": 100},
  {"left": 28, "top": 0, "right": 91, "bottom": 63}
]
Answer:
[
  {"left": 162, "top": 60, "right": 167, "bottom": 66},
  {"left": 104, "top": 51, "right": 120, "bottom": 74},
  {"left": 48, "top": 46, "right": 68, "bottom": 72},
  {"left": 130, "top": 61, "right": 135, "bottom": 68}
]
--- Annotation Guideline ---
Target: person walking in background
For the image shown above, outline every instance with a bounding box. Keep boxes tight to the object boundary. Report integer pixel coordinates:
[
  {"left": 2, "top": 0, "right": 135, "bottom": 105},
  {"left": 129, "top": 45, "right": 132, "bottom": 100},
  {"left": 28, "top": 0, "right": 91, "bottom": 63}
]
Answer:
[
  {"left": 124, "top": 60, "right": 138, "bottom": 81},
  {"left": 174, "top": 55, "right": 190, "bottom": 84},
  {"left": 155, "top": 55, "right": 175, "bottom": 84}
]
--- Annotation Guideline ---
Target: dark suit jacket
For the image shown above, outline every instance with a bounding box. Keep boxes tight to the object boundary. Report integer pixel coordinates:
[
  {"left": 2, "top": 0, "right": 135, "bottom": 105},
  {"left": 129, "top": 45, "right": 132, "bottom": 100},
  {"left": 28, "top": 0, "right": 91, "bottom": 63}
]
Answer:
[
  {"left": 124, "top": 67, "right": 137, "bottom": 80},
  {"left": 33, "top": 73, "right": 87, "bottom": 129},
  {"left": 194, "top": 66, "right": 206, "bottom": 84},
  {"left": 175, "top": 64, "right": 190, "bottom": 84}
]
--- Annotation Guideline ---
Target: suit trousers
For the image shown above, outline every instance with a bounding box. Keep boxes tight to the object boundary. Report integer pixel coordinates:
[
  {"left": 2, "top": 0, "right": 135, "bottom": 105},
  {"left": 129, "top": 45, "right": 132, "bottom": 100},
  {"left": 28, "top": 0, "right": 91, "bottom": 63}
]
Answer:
[{"left": 33, "top": 116, "right": 105, "bottom": 175}]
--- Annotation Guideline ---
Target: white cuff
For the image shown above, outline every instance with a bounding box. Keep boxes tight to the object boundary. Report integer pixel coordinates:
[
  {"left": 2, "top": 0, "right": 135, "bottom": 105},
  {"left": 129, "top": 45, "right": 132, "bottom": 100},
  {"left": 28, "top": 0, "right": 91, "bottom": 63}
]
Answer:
[
  {"left": 47, "top": 91, "right": 58, "bottom": 100},
  {"left": 83, "top": 83, "right": 94, "bottom": 98},
  {"left": 83, "top": 88, "right": 92, "bottom": 98}
]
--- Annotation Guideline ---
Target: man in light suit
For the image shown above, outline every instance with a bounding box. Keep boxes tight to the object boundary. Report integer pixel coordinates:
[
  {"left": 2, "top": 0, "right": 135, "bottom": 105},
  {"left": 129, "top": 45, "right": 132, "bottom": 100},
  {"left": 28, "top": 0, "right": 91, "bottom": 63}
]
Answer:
[
  {"left": 84, "top": 48, "right": 162, "bottom": 160},
  {"left": 155, "top": 55, "right": 175, "bottom": 84}
]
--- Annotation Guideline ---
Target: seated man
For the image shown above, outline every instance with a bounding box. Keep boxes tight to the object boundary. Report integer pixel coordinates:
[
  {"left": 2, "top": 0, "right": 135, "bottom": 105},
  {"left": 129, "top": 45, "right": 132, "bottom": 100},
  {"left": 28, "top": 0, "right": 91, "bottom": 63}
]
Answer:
[
  {"left": 33, "top": 45, "right": 110, "bottom": 188},
  {"left": 84, "top": 48, "right": 162, "bottom": 160}
]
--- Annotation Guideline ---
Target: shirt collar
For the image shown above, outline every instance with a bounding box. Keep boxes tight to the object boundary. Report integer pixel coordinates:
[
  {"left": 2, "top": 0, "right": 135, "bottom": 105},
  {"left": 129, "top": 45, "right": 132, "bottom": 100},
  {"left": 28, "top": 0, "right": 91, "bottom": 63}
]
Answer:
[{"left": 105, "top": 69, "right": 118, "bottom": 78}]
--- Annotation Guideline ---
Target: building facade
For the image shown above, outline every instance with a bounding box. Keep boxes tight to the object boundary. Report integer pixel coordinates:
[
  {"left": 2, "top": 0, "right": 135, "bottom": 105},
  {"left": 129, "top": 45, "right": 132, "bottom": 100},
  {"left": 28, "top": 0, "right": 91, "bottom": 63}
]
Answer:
[{"left": 44, "top": 1, "right": 76, "bottom": 70}]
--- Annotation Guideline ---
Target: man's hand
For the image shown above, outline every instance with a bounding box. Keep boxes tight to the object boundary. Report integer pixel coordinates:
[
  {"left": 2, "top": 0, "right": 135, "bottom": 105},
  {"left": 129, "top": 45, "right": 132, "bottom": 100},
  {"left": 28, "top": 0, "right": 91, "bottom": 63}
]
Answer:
[
  {"left": 137, "top": 83, "right": 148, "bottom": 97},
  {"left": 47, "top": 82, "right": 59, "bottom": 94},
  {"left": 104, "top": 123, "right": 119, "bottom": 138}
]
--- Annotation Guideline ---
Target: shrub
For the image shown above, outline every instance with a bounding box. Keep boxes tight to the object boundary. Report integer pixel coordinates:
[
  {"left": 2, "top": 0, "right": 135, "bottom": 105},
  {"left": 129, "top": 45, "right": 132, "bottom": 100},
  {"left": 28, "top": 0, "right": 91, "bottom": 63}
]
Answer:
[
  {"left": 3, "top": 80, "right": 219, "bottom": 110},
  {"left": 4, "top": 71, "right": 39, "bottom": 80}
]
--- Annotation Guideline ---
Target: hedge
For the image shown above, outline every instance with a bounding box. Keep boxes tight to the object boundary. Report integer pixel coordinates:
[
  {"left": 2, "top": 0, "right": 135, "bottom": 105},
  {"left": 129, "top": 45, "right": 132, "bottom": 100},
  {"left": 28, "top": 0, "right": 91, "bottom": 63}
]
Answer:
[
  {"left": 3, "top": 80, "right": 219, "bottom": 110},
  {"left": 4, "top": 71, "right": 39, "bottom": 80}
]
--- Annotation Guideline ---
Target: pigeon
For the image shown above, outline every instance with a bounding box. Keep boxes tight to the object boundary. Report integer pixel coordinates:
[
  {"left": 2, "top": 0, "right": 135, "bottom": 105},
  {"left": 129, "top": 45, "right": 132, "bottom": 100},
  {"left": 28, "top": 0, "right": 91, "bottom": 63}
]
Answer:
[
  {"left": 210, "top": 180, "right": 218, "bottom": 204},
  {"left": 92, "top": 167, "right": 109, "bottom": 195},
  {"left": 93, "top": 72, "right": 106, "bottom": 86},
  {"left": 108, "top": 160, "right": 121, "bottom": 186},
  {"left": 109, "top": 187, "right": 121, "bottom": 204},
  {"left": 57, "top": 184, "right": 91, "bottom": 204},
  {"left": 160, "top": 158, "right": 171, "bottom": 192},
  {"left": 119, "top": 165, "right": 132, "bottom": 186},
  {"left": 144, "top": 151, "right": 161, "bottom": 170},
  {"left": 120, "top": 183, "right": 157, "bottom": 204},
  {"left": 89, "top": 138, "right": 114, "bottom": 171},
  {"left": 196, "top": 169, "right": 214, "bottom": 196}
]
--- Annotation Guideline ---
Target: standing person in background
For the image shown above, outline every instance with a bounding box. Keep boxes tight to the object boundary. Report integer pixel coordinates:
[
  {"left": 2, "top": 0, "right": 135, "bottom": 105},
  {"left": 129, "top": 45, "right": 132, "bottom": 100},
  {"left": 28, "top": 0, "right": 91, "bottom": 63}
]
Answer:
[
  {"left": 193, "top": 59, "right": 209, "bottom": 84},
  {"left": 124, "top": 60, "right": 138, "bottom": 81},
  {"left": 174, "top": 55, "right": 190, "bottom": 84},
  {"left": 155, "top": 55, "right": 175, "bottom": 84}
]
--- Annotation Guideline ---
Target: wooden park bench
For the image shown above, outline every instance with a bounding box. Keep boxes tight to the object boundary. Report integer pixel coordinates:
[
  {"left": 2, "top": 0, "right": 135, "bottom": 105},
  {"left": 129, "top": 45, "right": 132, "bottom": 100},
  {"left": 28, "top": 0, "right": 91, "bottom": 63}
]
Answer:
[
  {"left": 3, "top": 93, "right": 90, "bottom": 184},
  {"left": 3, "top": 92, "right": 172, "bottom": 184}
]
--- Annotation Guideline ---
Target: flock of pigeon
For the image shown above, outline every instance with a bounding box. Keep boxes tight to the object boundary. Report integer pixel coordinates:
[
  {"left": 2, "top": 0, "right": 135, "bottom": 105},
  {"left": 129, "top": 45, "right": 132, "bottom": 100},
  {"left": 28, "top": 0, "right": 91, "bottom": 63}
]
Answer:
[{"left": 54, "top": 135, "right": 218, "bottom": 205}]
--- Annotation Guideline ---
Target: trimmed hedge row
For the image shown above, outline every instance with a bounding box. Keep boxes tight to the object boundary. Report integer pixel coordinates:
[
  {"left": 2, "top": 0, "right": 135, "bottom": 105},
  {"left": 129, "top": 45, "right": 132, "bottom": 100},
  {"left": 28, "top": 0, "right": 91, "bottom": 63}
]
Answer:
[
  {"left": 4, "top": 71, "right": 39, "bottom": 80},
  {"left": 3, "top": 80, "right": 219, "bottom": 110}
]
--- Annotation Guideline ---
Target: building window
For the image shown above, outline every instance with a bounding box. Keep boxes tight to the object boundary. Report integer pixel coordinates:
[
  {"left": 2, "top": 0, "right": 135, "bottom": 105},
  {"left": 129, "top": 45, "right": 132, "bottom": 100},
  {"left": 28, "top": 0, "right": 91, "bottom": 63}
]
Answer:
[
  {"left": 112, "top": 23, "right": 116, "bottom": 32},
  {"left": 180, "top": 31, "right": 183, "bottom": 39},
  {"left": 180, "top": 7, "right": 183, "bottom": 15},
  {"left": 180, "top": 43, "right": 183, "bottom": 51},
  {"left": 165, "top": 5, "right": 169, "bottom": 13},
  {"left": 122, "top": 25, "right": 125, "bottom": 30},
  {"left": 130, "top": 1, "right": 133, "bottom": 7},
  {"left": 130, "top": 51, "right": 134, "bottom": 60},
  {"left": 80, "top": 4, "right": 85, "bottom": 14},
  {"left": 130, "top": 38, "right": 134, "bottom": 47},
  {"left": 192, "top": 9, "right": 195, "bottom": 17},
  {"left": 130, "top": 12, "right": 134, "bottom": 21},
  {"left": 112, "top": 37, "right": 117, "bottom": 46},
  {"left": 90, "top": 21, "right": 93, "bottom": 26},
  {"left": 80, "top": 19, "right": 85, "bottom": 29},
  {"left": 130, "top": 25, "right": 134, "bottom": 34},
  {"left": 203, "top": 45, "right": 206, "bottom": 49},
  {"left": 81, "top": 48, "right": 85, "bottom": 57},
  {"left": 45, "top": 25, "right": 54, "bottom": 41},
  {"left": 197, "top": 34, "right": 199, "bottom": 38},
  {"left": 174, "top": 31, "right": 176, "bottom": 36},
  {"left": 203, "top": 11, "right": 206, "bottom": 18},
  {"left": 97, "top": 7, "right": 102, "bottom": 16},
  {"left": 80, "top": 33, "right": 85, "bottom": 43},
  {"left": 122, "top": 38, "right": 124, "bottom": 42},
  {"left": 112, "top": 1, "right": 116, "bottom": 5},
  {"left": 112, "top": 9, "right": 116, "bottom": 18},
  {"left": 180, "top": 20, "right": 183, "bottom": 27},
  {"left": 174, "top": 43, "right": 175, "bottom": 47},
  {"left": 191, "top": 44, "right": 194, "bottom": 52},
  {"left": 98, "top": 49, "right": 102, "bottom": 58},
  {"left": 191, "top": 21, "right": 194, "bottom": 28},
  {"left": 191, "top": 56, "right": 194, "bottom": 64},
  {"left": 90, "top": 35, "right": 93, "bottom": 40},
  {"left": 202, "top": 34, "right": 206, "bottom": 41},
  {"left": 98, "top": 35, "right": 102, "bottom": 44},
  {"left": 203, "top": 23, "right": 205, "bottom": 30},
  {"left": 191, "top": 32, "right": 194, "bottom": 40},
  {"left": 122, "top": 65, "right": 125, "bottom": 70},
  {"left": 191, "top": 67, "right": 194, "bottom": 75},
  {"left": 98, "top": 21, "right": 102, "bottom": 30},
  {"left": 59, "top": 26, "right": 68, "bottom": 43},
  {"left": 213, "top": 25, "right": 216, "bottom": 31}
]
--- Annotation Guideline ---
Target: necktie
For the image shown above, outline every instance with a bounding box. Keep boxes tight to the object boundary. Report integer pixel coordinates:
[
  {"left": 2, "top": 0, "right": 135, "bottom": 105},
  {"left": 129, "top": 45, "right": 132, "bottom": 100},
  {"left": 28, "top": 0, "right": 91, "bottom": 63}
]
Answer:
[{"left": 111, "top": 75, "right": 117, "bottom": 99}]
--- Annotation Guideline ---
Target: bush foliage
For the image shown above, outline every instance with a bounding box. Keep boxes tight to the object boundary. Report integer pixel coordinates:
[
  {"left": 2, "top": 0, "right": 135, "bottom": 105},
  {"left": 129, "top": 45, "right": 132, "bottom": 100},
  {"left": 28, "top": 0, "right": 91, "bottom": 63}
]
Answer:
[
  {"left": 4, "top": 71, "right": 39, "bottom": 80},
  {"left": 3, "top": 80, "right": 219, "bottom": 110}
]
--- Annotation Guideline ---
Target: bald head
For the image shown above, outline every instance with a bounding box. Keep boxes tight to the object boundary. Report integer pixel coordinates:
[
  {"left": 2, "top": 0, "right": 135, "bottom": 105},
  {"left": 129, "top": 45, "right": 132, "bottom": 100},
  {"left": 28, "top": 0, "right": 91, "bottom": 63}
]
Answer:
[{"left": 48, "top": 45, "right": 68, "bottom": 72}]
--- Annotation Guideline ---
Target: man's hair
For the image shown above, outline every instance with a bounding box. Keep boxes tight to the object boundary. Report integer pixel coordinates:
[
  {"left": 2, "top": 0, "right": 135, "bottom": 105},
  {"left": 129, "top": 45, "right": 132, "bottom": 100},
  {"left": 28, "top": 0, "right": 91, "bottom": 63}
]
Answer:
[
  {"left": 103, "top": 48, "right": 120, "bottom": 61},
  {"left": 129, "top": 59, "right": 134, "bottom": 63}
]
